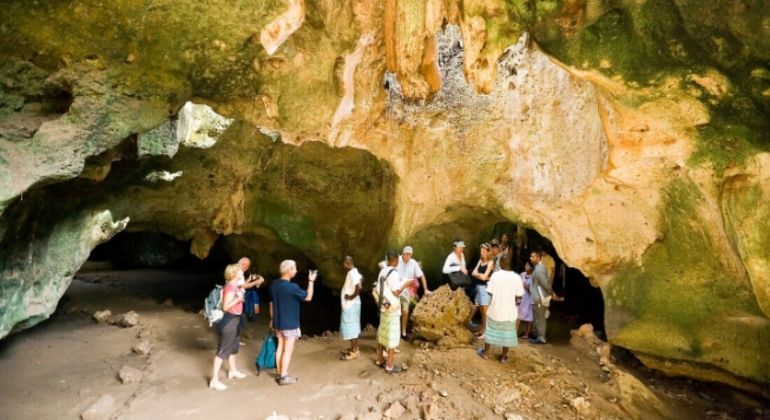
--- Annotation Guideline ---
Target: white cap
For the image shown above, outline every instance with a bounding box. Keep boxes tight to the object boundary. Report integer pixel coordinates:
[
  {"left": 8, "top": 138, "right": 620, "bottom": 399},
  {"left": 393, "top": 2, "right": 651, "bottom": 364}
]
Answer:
[{"left": 402, "top": 246, "right": 414, "bottom": 254}]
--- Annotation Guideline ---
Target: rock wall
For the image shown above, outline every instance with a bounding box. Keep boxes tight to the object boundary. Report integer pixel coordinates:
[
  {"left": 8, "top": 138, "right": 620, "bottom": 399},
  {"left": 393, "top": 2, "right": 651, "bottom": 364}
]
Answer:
[{"left": 0, "top": 0, "right": 768, "bottom": 393}]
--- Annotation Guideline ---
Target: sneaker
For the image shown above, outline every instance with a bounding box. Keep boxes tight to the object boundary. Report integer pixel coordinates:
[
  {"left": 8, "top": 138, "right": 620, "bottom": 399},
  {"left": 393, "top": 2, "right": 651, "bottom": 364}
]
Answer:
[
  {"left": 209, "top": 380, "right": 227, "bottom": 391},
  {"left": 384, "top": 365, "right": 402, "bottom": 374},
  {"left": 228, "top": 370, "right": 247, "bottom": 379},
  {"left": 277, "top": 376, "right": 298, "bottom": 386}
]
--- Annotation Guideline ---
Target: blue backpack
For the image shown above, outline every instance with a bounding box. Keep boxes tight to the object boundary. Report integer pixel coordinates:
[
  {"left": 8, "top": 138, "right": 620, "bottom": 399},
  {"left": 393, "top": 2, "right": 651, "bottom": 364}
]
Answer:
[
  {"left": 203, "top": 285, "right": 224, "bottom": 326},
  {"left": 255, "top": 333, "right": 277, "bottom": 375}
]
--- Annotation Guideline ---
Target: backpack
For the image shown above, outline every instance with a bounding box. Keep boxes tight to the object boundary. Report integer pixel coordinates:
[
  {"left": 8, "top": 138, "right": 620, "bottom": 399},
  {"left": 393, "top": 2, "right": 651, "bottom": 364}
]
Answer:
[
  {"left": 203, "top": 285, "right": 224, "bottom": 326},
  {"left": 255, "top": 332, "right": 278, "bottom": 375}
]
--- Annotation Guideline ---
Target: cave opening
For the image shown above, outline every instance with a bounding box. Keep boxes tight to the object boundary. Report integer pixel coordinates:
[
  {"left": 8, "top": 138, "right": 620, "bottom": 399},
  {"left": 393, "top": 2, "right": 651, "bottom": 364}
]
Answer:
[
  {"left": 75, "top": 230, "right": 351, "bottom": 336},
  {"left": 462, "top": 221, "right": 606, "bottom": 343}
]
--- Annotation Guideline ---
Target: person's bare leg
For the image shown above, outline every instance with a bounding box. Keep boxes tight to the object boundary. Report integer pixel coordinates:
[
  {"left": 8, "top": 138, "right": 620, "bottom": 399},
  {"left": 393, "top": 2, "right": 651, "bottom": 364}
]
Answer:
[
  {"left": 351, "top": 338, "right": 359, "bottom": 353},
  {"left": 401, "top": 308, "right": 409, "bottom": 336},
  {"left": 376, "top": 343, "right": 384, "bottom": 365},
  {"left": 386, "top": 348, "right": 395, "bottom": 370},
  {"left": 470, "top": 305, "right": 479, "bottom": 327},
  {"left": 501, "top": 346, "right": 509, "bottom": 363},
  {"left": 275, "top": 335, "right": 285, "bottom": 377},
  {"left": 211, "top": 356, "right": 224, "bottom": 383},
  {"left": 228, "top": 355, "right": 237, "bottom": 373},
  {"left": 479, "top": 305, "right": 488, "bottom": 335},
  {"left": 280, "top": 338, "right": 296, "bottom": 377}
]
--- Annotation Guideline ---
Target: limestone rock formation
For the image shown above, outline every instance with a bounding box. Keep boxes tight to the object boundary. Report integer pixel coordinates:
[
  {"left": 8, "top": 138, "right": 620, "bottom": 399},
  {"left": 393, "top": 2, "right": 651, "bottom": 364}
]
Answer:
[
  {"left": 0, "top": 0, "right": 768, "bottom": 394},
  {"left": 412, "top": 285, "right": 474, "bottom": 347}
]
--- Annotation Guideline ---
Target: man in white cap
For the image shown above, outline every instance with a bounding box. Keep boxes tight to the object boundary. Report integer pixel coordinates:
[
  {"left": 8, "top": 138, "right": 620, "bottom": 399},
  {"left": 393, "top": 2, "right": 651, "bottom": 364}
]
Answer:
[{"left": 397, "top": 245, "right": 430, "bottom": 339}]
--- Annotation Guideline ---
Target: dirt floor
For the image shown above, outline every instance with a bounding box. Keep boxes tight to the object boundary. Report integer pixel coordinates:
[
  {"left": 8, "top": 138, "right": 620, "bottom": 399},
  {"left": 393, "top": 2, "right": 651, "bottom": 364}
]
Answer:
[{"left": 0, "top": 268, "right": 768, "bottom": 420}]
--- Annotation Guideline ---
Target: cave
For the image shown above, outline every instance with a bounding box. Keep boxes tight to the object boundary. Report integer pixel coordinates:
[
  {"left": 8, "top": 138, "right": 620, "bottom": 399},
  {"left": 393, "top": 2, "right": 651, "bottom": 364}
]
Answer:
[
  {"left": 78, "top": 230, "right": 356, "bottom": 337},
  {"left": 450, "top": 221, "right": 605, "bottom": 343},
  {"left": 2, "top": 1, "right": 770, "bottom": 418}
]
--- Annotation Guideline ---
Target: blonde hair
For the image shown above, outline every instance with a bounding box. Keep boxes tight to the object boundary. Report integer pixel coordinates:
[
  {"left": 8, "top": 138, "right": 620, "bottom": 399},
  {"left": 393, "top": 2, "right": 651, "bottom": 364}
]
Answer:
[{"left": 224, "top": 263, "right": 241, "bottom": 282}]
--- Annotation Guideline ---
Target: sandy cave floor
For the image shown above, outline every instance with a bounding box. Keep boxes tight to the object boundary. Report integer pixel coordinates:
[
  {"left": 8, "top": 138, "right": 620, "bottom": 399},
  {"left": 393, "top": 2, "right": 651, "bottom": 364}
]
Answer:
[{"left": 0, "top": 268, "right": 768, "bottom": 420}]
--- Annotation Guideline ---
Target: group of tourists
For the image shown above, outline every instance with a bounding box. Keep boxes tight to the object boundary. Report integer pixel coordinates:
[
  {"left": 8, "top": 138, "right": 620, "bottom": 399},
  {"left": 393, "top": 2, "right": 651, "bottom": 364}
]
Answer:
[
  {"left": 207, "top": 235, "right": 562, "bottom": 389},
  {"left": 209, "top": 257, "right": 315, "bottom": 389}
]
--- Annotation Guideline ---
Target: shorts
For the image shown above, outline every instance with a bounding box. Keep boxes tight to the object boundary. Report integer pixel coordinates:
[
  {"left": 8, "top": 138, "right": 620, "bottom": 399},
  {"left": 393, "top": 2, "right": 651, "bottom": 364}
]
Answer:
[
  {"left": 475, "top": 285, "right": 491, "bottom": 306},
  {"left": 277, "top": 328, "right": 302, "bottom": 340},
  {"left": 399, "top": 292, "right": 417, "bottom": 309}
]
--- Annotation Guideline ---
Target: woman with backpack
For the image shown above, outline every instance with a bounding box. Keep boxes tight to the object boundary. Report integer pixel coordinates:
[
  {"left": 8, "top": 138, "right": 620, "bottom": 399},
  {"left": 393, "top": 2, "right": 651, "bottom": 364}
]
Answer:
[{"left": 209, "top": 264, "right": 248, "bottom": 391}]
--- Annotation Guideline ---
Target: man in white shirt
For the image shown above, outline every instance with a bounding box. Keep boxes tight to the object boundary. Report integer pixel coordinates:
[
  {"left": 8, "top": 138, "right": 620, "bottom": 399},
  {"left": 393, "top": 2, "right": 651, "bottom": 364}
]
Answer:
[
  {"left": 375, "top": 251, "right": 406, "bottom": 374},
  {"left": 339, "top": 256, "right": 362, "bottom": 360},
  {"left": 477, "top": 258, "right": 524, "bottom": 363},
  {"left": 397, "top": 246, "right": 430, "bottom": 338}
]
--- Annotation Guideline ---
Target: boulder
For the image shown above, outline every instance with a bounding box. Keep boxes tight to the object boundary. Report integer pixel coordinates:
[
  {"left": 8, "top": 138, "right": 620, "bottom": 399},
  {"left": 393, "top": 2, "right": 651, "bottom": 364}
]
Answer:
[
  {"left": 412, "top": 285, "right": 473, "bottom": 347},
  {"left": 569, "top": 324, "right": 606, "bottom": 361}
]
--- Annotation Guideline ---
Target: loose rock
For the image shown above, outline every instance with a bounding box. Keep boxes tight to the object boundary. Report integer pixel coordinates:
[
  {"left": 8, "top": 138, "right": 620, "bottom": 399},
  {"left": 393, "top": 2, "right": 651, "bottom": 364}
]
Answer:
[
  {"left": 570, "top": 396, "right": 591, "bottom": 416},
  {"left": 118, "top": 366, "right": 143, "bottom": 384},
  {"left": 131, "top": 340, "right": 152, "bottom": 356},
  {"left": 81, "top": 394, "right": 115, "bottom": 420},
  {"left": 383, "top": 401, "right": 406, "bottom": 418},
  {"left": 115, "top": 311, "right": 140, "bottom": 328},
  {"left": 92, "top": 310, "right": 112, "bottom": 323}
]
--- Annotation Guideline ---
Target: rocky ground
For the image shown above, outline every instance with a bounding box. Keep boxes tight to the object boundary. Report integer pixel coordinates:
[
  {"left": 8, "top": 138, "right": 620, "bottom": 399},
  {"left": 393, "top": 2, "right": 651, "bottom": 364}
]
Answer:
[{"left": 0, "top": 268, "right": 767, "bottom": 420}]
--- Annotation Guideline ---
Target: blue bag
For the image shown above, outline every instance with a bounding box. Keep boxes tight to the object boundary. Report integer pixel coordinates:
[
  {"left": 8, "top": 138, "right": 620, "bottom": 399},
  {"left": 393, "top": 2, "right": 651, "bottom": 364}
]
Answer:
[
  {"left": 255, "top": 332, "right": 277, "bottom": 375},
  {"left": 244, "top": 289, "right": 260, "bottom": 321}
]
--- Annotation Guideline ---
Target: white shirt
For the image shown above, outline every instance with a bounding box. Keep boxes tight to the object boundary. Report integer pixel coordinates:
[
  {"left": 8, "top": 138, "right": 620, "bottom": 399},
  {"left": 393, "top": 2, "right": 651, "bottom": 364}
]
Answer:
[
  {"left": 486, "top": 269, "right": 524, "bottom": 322},
  {"left": 340, "top": 267, "right": 362, "bottom": 310},
  {"left": 376, "top": 266, "right": 402, "bottom": 312},
  {"left": 397, "top": 256, "right": 424, "bottom": 280},
  {"left": 442, "top": 252, "right": 466, "bottom": 274}
]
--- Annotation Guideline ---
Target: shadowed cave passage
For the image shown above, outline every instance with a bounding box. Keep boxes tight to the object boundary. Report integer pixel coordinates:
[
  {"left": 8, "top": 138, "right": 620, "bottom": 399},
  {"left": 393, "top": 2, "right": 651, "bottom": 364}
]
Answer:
[
  {"left": 79, "top": 231, "right": 349, "bottom": 336},
  {"left": 400, "top": 214, "right": 605, "bottom": 343},
  {"left": 492, "top": 223, "right": 605, "bottom": 342}
]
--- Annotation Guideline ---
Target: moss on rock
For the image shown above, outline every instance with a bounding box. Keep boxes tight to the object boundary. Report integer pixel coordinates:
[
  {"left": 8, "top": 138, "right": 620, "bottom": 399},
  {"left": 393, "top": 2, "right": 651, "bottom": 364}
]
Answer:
[{"left": 605, "top": 177, "right": 770, "bottom": 393}]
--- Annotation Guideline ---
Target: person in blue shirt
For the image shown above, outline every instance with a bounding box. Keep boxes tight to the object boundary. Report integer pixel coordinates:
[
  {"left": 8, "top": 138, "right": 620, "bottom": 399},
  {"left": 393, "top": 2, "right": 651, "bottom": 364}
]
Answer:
[{"left": 269, "top": 259, "right": 316, "bottom": 386}]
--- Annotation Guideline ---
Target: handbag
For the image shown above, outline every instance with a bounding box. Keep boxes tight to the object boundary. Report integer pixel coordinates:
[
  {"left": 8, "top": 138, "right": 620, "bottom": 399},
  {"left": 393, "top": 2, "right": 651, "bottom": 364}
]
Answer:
[
  {"left": 374, "top": 268, "right": 399, "bottom": 314},
  {"left": 448, "top": 271, "right": 471, "bottom": 288}
]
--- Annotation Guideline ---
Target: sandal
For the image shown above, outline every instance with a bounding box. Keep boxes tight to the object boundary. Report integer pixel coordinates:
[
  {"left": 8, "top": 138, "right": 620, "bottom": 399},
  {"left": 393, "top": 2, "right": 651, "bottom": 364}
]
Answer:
[
  {"left": 476, "top": 348, "right": 488, "bottom": 360},
  {"left": 500, "top": 355, "right": 509, "bottom": 364},
  {"left": 341, "top": 350, "right": 360, "bottom": 360},
  {"left": 374, "top": 359, "right": 385, "bottom": 368}
]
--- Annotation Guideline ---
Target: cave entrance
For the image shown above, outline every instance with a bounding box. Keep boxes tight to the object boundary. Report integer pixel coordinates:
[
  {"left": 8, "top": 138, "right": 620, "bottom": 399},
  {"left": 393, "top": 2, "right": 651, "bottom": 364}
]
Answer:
[
  {"left": 76, "top": 231, "right": 232, "bottom": 311},
  {"left": 472, "top": 222, "right": 606, "bottom": 343},
  {"left": 74, "top": 230, "right": 345, "bottom": 336}
]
